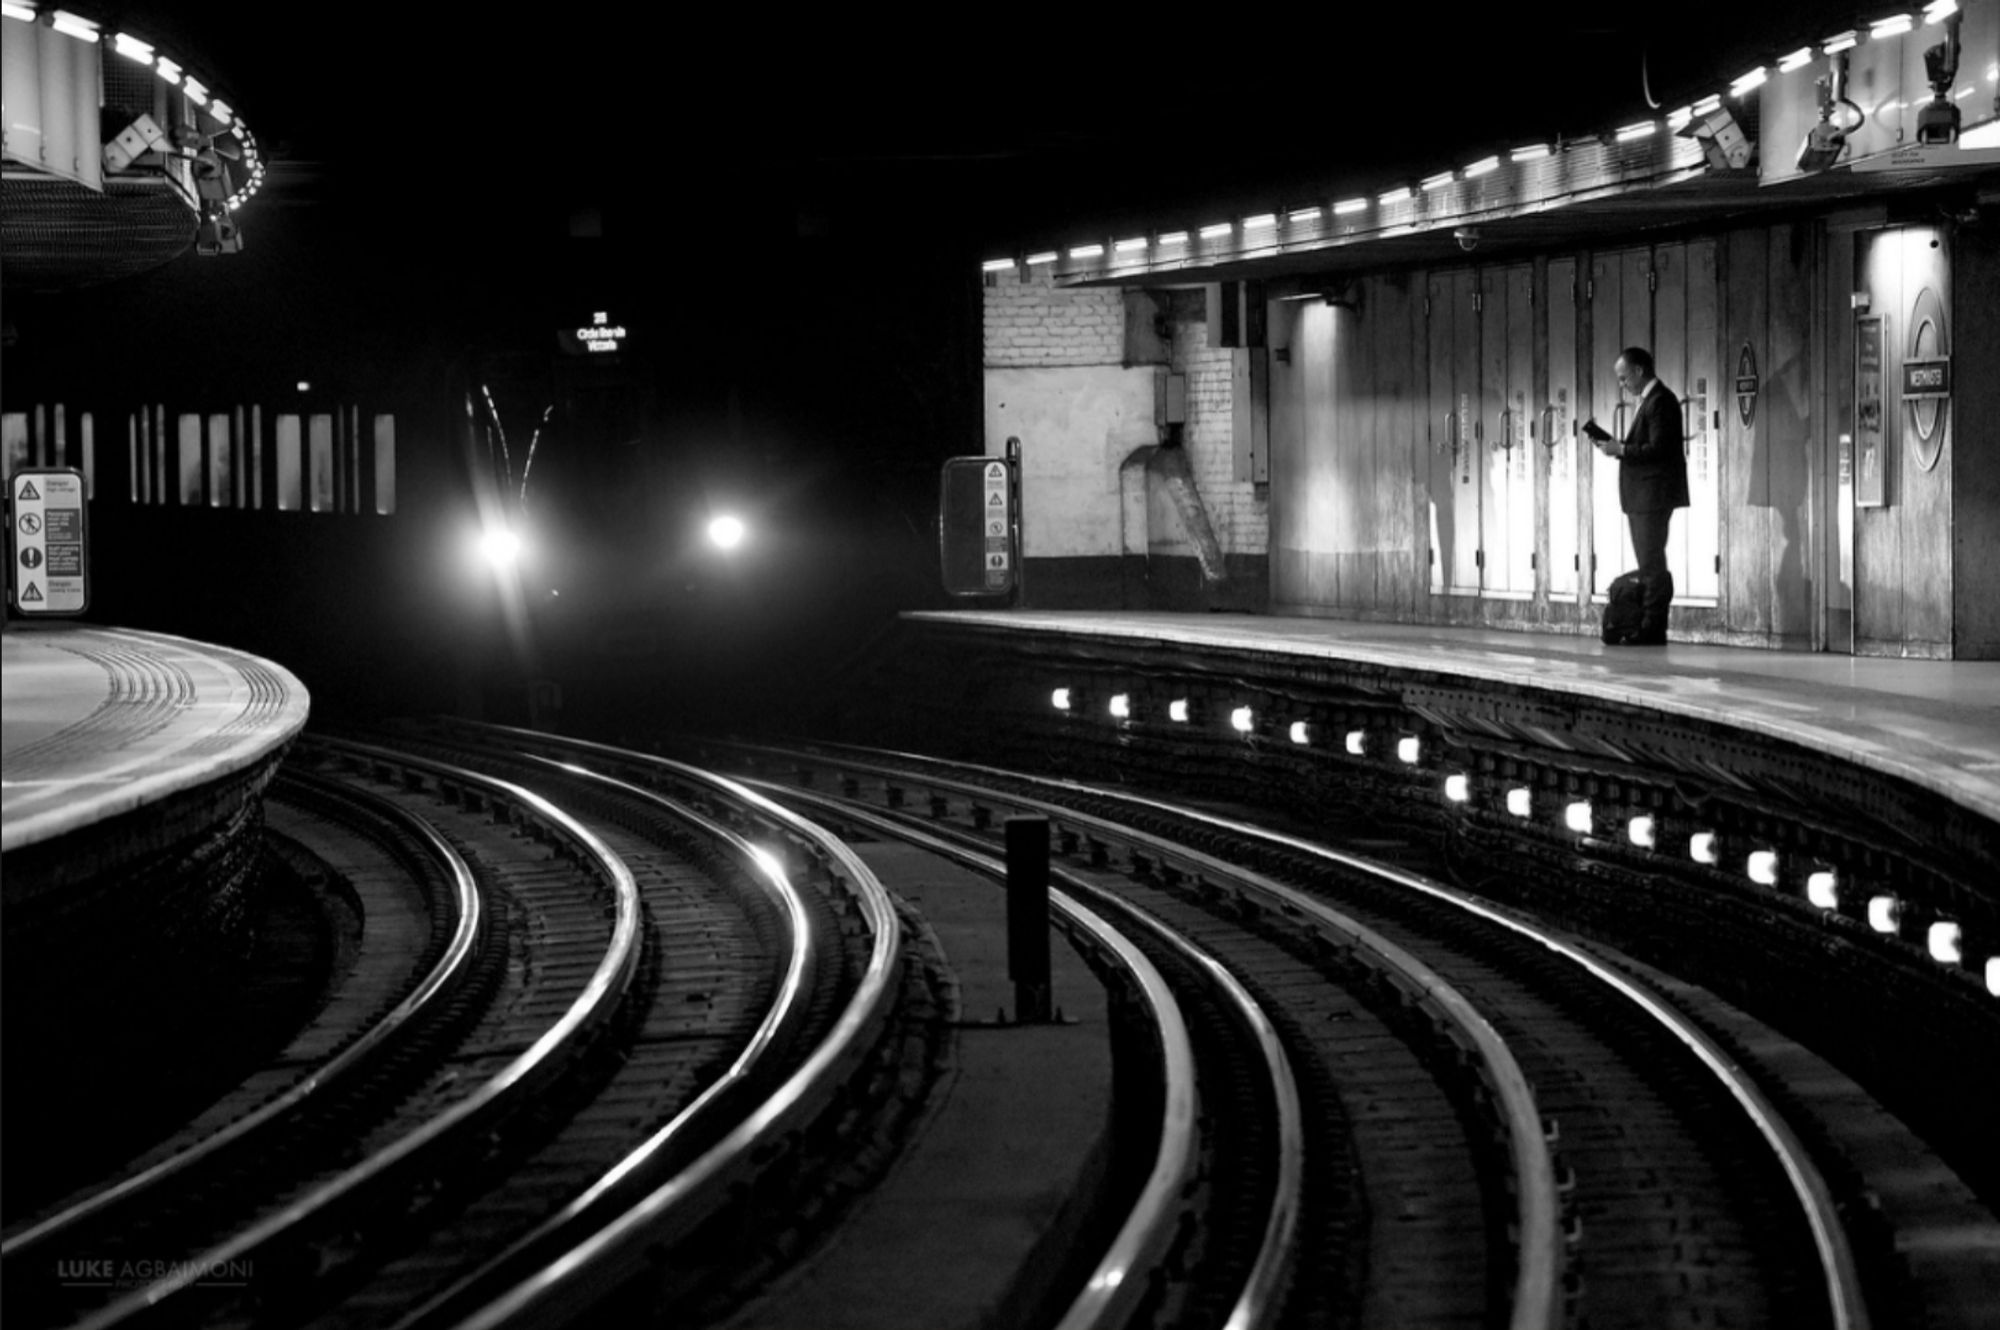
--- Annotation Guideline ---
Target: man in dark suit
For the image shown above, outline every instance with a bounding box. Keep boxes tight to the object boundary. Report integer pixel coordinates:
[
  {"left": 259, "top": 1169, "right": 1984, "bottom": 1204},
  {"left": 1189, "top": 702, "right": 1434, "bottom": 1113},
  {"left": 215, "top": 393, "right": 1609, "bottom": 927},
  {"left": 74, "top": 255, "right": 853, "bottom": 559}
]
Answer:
[{"left": 1584, "top": 346, "right": 1689, "bottom": 644}]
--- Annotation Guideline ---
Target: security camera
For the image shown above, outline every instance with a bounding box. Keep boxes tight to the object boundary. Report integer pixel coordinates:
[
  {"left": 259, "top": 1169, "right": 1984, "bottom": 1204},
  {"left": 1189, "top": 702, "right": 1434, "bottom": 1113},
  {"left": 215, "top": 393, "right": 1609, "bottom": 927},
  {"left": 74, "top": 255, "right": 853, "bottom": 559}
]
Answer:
[
  {"left": 1916, "top": 97, "right": 1960, "bottom": 146},
  {"left": 1796, "top": 119, "right": 1847, "bottom": 172},
  {"left": 1454, "top": 227, "right": 1480, "bottom": 252}
]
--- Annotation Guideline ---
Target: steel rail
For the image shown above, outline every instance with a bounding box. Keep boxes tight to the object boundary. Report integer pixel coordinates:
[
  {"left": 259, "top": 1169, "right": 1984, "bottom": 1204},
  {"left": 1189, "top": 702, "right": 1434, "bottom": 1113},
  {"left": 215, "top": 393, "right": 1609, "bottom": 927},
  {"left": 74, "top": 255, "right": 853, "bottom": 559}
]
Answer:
[
  {"left": 441, "top": 752, "right": 904, "bottom": 1330},
  {"left": 757, "top": 738, "right": 1869, "bottom": 1330},
  {"left": 722, "top": 740, "right": 1567, "bottom": 1330},
  {"left": 72, "top": 738, "right": 645, "bottom": 1329},
  {"left": 765, "top": 780, "right": 1295, "bottom": 1330},
  {"left": 384, "top": 751, "right": 822, "bottom": 1330},
  {"left": 0, "top": 766, "right": 486, "bottom": 1262}
]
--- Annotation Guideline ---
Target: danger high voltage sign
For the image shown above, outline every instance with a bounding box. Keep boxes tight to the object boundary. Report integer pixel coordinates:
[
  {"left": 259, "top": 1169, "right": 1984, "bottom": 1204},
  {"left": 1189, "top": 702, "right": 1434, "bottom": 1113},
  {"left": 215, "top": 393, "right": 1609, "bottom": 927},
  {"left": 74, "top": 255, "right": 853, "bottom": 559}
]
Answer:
[{"left": 10, "top": 468, "right": 90, "bottom": 616}]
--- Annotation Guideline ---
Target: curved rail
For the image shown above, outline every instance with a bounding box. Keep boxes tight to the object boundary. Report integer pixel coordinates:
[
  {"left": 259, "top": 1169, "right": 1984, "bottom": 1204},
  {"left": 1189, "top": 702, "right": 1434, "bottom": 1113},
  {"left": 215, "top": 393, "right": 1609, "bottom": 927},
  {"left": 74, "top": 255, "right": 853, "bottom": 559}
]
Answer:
[
  {"left": 385, "top": 750, "right": 824, "bottom": 1328},
  {"left": 440, "top": 752, "right": 905, "bottom": 1330},
  {"left": 1, "top": 767, "right": 485, "bottom": 1263},
  {"left": 759, "top": 738, "right": 1870, "bottom": 1330},
  {"left": 767, "top": 780, "right": 1292, "bottom": 1330},
  {"left": 728, "top": 741, "right": 1567, "bottom": 1330},
  {"left": 74, "top": 737, "right": 645, "bottom": 1329}
]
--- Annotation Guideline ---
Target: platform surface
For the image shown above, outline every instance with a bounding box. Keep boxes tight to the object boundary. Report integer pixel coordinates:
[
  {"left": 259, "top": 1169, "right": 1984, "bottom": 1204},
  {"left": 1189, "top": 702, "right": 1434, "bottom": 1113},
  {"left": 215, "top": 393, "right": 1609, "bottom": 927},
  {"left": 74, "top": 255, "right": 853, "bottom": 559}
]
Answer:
[
  {"left": 912, "top": 611, "right": 2000, "bottom": 824},
  {"left": 1, "top": 624, "right": 310, "bottom": 853}
]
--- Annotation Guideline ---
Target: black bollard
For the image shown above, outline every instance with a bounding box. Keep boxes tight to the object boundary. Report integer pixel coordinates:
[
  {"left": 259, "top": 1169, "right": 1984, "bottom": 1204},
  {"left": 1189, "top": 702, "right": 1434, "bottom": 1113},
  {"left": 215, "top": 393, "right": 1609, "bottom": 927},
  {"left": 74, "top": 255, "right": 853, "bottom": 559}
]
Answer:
[{"left": 1004, "top": 815, "right": 1052, "bottom": 1023}]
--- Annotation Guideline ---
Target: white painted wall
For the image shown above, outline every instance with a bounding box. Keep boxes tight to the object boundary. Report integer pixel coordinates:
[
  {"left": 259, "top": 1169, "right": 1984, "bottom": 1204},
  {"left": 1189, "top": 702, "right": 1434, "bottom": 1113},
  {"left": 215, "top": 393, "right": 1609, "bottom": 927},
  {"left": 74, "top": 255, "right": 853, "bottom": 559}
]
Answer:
[{"left": 985, "top": 366, "right": 1157, "bottom": 558}]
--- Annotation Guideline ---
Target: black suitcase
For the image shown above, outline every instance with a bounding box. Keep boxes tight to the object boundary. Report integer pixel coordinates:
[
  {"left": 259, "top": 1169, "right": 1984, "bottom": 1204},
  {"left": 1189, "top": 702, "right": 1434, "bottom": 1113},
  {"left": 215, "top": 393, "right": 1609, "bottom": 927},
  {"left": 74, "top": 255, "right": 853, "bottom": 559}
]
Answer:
[{"left": 1601, "top": 571, "right": 1647, "bottom": 644}]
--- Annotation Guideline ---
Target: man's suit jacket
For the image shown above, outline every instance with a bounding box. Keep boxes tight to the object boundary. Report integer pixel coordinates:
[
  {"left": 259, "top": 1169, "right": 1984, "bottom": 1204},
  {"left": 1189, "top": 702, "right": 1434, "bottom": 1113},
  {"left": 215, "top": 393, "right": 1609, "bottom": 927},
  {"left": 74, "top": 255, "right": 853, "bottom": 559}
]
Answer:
[{"left": 1620, "top": 382, "right": 1691, "bottom": 513}]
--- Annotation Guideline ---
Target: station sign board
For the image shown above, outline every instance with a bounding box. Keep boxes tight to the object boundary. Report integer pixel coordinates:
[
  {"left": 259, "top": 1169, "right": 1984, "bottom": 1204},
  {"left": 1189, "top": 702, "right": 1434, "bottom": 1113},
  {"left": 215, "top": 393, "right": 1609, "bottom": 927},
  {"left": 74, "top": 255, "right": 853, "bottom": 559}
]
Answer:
[
  {"left": 939, "top": 455, "right": 1017, "bottom": 597},
  {"left": 557, "top": 311, "right": 629, "bottom": 358},
  {"left": 9, "top": 467, "right": 90, "bottom": 616}
]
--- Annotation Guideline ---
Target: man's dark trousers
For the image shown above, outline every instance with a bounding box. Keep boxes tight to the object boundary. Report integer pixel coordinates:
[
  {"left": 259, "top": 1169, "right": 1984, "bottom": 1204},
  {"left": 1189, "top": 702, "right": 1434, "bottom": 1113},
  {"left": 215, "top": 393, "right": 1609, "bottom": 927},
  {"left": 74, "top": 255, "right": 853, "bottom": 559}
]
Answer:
[{"left": 1627, "top": 509, "right": 1674, "bottom": 632}]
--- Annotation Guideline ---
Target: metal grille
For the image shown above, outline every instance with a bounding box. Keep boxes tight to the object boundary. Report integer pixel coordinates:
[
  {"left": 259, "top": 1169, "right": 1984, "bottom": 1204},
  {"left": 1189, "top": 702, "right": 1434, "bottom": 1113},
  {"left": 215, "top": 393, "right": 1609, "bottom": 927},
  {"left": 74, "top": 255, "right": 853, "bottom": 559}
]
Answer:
[{"left": 1, "top": 175, "right": 195, "bottom": 291}]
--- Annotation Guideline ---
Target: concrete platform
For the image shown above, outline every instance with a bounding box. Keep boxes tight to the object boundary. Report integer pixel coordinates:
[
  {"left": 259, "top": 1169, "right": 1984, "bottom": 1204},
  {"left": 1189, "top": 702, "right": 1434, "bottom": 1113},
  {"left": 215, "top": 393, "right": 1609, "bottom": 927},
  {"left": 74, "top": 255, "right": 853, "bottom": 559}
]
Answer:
[
  {"left": 1, "top": 623, "right": 310, "bottom": 856},
  {"left": 911, "top": 610, "right": 2000, "bottom": 825}
]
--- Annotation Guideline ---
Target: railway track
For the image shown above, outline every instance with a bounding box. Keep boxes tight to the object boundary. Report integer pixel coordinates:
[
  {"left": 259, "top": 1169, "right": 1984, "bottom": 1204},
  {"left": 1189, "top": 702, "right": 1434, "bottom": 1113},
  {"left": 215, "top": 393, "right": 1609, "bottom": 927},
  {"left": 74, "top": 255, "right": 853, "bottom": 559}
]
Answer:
[
  {"left": 447, "top": 721, "right": 1997, "bottom": 1330},
  {"left": 1, "top": 733, "right": 907, "bottom": 1330}
]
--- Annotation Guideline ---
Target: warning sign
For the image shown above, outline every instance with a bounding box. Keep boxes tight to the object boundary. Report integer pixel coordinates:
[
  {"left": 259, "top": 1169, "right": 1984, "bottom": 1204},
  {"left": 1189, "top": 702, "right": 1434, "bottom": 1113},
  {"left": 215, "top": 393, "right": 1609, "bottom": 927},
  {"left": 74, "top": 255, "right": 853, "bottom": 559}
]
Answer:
[
  {"left": 10, "top": 468, "right": 90, "bottom": 616},
  {"left": 939, "top": 455, "right": 1017, "bottom": 597}
]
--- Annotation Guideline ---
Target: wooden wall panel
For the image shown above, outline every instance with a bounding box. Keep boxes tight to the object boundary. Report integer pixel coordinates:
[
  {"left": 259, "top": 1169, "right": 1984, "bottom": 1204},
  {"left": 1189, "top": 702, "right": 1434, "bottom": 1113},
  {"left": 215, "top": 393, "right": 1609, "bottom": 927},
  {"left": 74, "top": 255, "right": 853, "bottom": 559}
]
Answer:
[
  {"left": 1724, "top": 228, "right": 1773, "bottom": 636},
  {"left": 1477, "top": 269, "right": 1506, "bottom": 594},
  {"left": 1372, "top": 273, "right": 1423, "bottom": 617},
  {"left": 1449, "top": 269, "right": 1482, "bottom": 602},
  {"left": 1856, "top": 230, "right": 1904, "bottom": 647},
  {"left": 1267, "top": 299, "right": 1306, "bottom": 607},
  {"left": 1897, "top": 227, "right": 1952, "bottom": 650},
  {"left": 1954, "top": 225, "right": 2000, "bottom": 656},
  {"left": 1587, "top": 253, "right": 1625, "bottom": 592},
  {"left": 1497, "top": 264, "right": 1535, "bottom": 596},
  {"left": 1547, "top": 258, "right": 1581, "bottom": 600},
  {"left": 1426, "top": 272, "right": 1456, "bottom": 603},
  {"left": 1330, "top": 301, "right": 1364, "bottom": 608},
  {"left": 1685, "top": 240, "right": 1722, "bottom": 602},
  {"left": 1767, "top": 223, "right": 1815, "bottom": 643},
  {"left": 1653, "top": 244, "right": 1692, "bottom": 593},
  {"left": 1300, "top": 302, "right": 1342, "bottom": 609}
]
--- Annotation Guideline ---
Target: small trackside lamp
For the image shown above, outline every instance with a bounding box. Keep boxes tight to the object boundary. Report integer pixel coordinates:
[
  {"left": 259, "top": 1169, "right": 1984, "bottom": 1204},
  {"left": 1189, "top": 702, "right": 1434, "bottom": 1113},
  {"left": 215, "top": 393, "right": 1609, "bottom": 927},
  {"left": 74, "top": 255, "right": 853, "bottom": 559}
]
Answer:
[
  {"left": 1628, "top": 816, "right": 1656, "bottom": 849},
  {"left": 1051, "top": 688, "right": 1072, "bottom": 711},
  {"left": 1564, "top": 801, "right": 1593, "bottom": 834},
  {"left": 1289, "top": 721, "right": 1311, "bottom": 745},
  {"left": 1169, "top": 699, "right": 1190, "bottom": 723},
  {"left": 1345, "top": 730, "right": 1366, "bottom": 756},
  {"left": 1109, "top": 693, "right": 1130, "bottom": 719},
  {"left": 1868, "top": 895, "right": 1901, "bottom": 934},
  {"left": 1396, "top": 736, "right": 1421, "bottom": 764},
  {"left": 1445, "top": 774, "right": 1471, "bottom": 803},
  {"left": 1927, "top": 922, "right": 1963, "bottom": 965},
  {"left": 1231, "top": 706, "right": 1255, "bottom": 734},
  {"left": 1507, "top": 788, "right": 1533, "bottom": 818},
  {"left": 1807, "top": 871, "right": 1839, "bottom": 910}
]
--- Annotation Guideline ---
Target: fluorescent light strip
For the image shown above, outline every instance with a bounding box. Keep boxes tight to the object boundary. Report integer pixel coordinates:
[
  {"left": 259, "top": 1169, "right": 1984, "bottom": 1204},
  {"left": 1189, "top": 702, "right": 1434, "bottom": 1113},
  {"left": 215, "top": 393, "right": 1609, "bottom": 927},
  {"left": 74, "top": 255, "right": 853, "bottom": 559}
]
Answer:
[
  {"left": 1923, "top": 0, "right": 1959, "bottom": 20},
  {"left": 1463, "top": 154, "right": 1501, "bottom": 177},
  {"left": 1114, "top": 237, "right": 1149, "bottom": 253},
  {"left": 1068, "top": 243, "right": 1104, "bottom": 260},
  {"left": 1200, "top": 222, "right": 1233, "bottom": 240},
  {"left": 1692, "top": 94, "right": 1723, "bottom": 115},
  {"left": 981, "top": 258, "right": 1017, "bottom": 272},
  {"left": 1778, "top": 46, "right": 1815, "bottom": 72},
  {"left": 1288, "top": 207, "right": 1322, "bottom": 224},
  {"left": 1823, "top": 30, "right": 1860, "bottom": 53},
  {"left": 1157, "top": 231, "right": 1188, "bottom": 246},
  {"left": 210, "top": 100, "right": 234, "bottom": 125},
  {"left": 50, "top": 8, "right": 98, "bottom": 40},
  {"left": 1668, "top": 105, "right": 1695, "bottom": 130},
  {"left": 1026, "top": 251, "right": 1059, "bottom": 265},
  {"left": 1871, "top": 13, "right": 1914, "bottom": 38},
  {"left": 0, "top": 2, "right": 37, "bottom": 22},
  {"left": 1377, "top": 186, "right": 1412, "bottom": 205},
  {"left": 1508, "top": 144, "right": 1550, "bottom": 163},
  {"left": 156, "top": 57, "right": 181, "bottom": 84},
  {"left": 1616, "top": 121, "right": 1658, "bottom": 141},
  {"left": 1334, "top": 197, "right": 1367, "bottom": 215},
  {"left": 1730, "top": 67, "right": 1768, "bottom": 97},
  {"left": 112, "top": 32, "right": 154, "bottom": 62},
  {"left": 183, "top": 78, "right": 210, "bottom": 106},
  {"left": 1421, "top": 170, "right": 1455, "bottom": 192},
  {"left": 1242, "top": 213, "right": 1277, "bottom": 230}
]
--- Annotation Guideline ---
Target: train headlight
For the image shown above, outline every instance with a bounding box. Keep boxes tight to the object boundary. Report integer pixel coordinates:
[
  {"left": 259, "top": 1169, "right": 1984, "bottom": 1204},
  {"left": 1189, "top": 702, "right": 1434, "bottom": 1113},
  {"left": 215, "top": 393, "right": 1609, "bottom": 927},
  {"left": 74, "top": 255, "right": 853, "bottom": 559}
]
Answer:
[{"left": 707, "top": 514, "right": 747, "bottom": 550}]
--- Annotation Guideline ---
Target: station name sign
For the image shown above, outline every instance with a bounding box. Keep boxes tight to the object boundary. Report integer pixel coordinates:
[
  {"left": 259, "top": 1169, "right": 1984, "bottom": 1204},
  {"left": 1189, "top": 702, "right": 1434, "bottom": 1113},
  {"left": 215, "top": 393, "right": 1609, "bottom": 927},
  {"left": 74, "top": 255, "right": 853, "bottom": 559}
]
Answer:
[
  {"left": 557, "top": 311, "right": 629, "bottom": 358},
  {"left": 1901, "top": 358, "right": 1950, "bottom": 398}
]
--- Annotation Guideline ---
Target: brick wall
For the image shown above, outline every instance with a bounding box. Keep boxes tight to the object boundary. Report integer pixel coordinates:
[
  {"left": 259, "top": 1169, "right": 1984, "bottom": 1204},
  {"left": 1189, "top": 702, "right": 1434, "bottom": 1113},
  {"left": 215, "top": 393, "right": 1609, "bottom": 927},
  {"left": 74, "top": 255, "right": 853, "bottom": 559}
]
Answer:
[
  {"left": 983, "top": 267, "right": 1126, "bottom": 368},
  {"left": 1166, "top": 296, "right": 1269, "bottom": 555}
]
